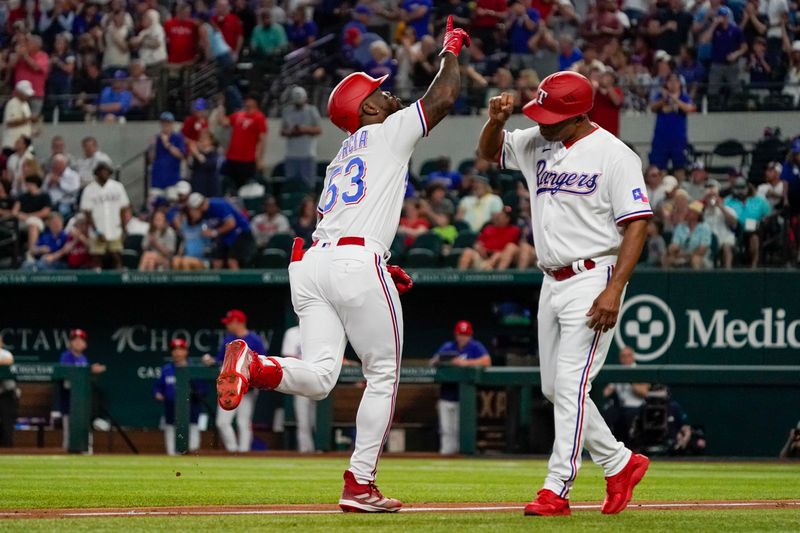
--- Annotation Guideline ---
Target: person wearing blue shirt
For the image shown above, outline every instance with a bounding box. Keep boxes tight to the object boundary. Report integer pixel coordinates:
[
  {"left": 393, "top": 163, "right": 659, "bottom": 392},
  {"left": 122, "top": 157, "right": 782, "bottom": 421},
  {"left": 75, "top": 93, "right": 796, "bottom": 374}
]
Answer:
[
  {"left": 202, "top": 309, "right": 267, "bottom": 452},
  {"left": 402, "top": 0, "right": 432, "bottom": 38},
  {"left": 724, "top": 177, "right": 772, "bottom": 267},
  {"left": 97, "top": 70, "right": 133, "bottom": 121},
  {"left": 187, "top": 192, "right": 256, "bottom": 269},
  {"left": 558, "top": 35, "right": 583, "bottom": 71},
  {"left": 426, "top": 157, "right": 462, "bottom": 190},
  {"left": 150, "top": 112, "right": 186, "bottom": 191},
  {"left": 342, "top": 4, "right": 370, "bottom": 37},
  {"left": 430, "top": 320, "right": 491, "bottom": 455},
  {"left": 154, "top": 338, "right": 208, "bottom": 455},
  {"left": 649, "top": 73, "right": 696, "bottom": 181},
  {"left": 25, "top": 212, "right": 68, "bottom": 271},
  {"left": 58, "top": 329, "right": 106, "bottom": 450},
  {"left": 286, "top": 7, "right": 318, "bottom": 49},
  {"left": 663, "top": 201, "right": 713, "bottom": 269},
  {"left": 507, "top": 0, "right": 541, "bottom": 71},
  {"left": 701, "top": 7, "right": 747, "bottom": 97}
]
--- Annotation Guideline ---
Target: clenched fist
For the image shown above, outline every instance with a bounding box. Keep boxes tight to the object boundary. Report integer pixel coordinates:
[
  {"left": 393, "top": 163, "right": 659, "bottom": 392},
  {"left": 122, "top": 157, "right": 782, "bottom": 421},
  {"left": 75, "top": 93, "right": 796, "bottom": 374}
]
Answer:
[{"left": 488, "top": 92, "right": 514, "bottom": 124}]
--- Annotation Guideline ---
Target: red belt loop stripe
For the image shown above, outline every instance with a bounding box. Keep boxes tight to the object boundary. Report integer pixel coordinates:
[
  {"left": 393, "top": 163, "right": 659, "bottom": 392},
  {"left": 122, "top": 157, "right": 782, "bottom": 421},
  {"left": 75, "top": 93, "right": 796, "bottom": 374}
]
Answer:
[
  {"left": 310, "top": 237, "right": 365, "bottom": 248},
  {"left": 548, "top": 259, "right": 596, "bottom": 281}
]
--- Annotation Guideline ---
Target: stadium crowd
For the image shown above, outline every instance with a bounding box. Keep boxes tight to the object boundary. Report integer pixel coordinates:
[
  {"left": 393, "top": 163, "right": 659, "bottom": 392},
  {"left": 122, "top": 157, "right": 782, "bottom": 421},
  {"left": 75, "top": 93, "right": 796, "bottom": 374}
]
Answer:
[{"left": 1, "top": 0, "right": 800, "bottom": 270}]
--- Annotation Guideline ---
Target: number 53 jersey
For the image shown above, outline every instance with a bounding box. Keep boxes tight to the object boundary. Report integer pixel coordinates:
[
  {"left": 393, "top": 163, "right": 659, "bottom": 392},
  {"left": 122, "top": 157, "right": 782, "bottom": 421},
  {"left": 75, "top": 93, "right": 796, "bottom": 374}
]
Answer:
[{"left": 314, "top": 100, "right": 430, "bottom": 252}]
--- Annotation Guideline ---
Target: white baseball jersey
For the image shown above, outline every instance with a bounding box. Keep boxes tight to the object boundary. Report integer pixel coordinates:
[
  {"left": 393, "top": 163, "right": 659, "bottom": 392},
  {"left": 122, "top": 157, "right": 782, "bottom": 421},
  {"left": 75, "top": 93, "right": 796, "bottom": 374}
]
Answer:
[
  {"left": 500, "top": 125, "right": 652, "bottom": 270},
  {"left": 314, "top": 100, "right": 430, "bottom": 251}
]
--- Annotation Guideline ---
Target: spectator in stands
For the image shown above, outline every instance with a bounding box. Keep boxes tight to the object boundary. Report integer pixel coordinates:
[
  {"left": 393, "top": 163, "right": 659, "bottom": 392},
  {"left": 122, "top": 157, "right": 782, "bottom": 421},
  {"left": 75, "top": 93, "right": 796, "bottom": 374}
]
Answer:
[
  {"left": 63, "top": 213, "right": 93, "bottom": 269},
  {"left": 97, "top": 70, "right": 133, "bottom": 123},
  {"left": 663, "top": 200, "right": 713, "bottom": 269},
  {"left": 430, "top": 320, "right": 491, "bottom": 455},
  {"left": 458, "top": 206, "right": 521, "bottom": 270},
  {"left": 644, "top": 218, "right": 667, "bottom": 266},
  {"left": 149, "top": 112, "right": 186, "bottom": 192},
  {"left": 365, "top": 41, "right": 398, "bottom": 92},
  {"left": 2, "top": 81, "right": 34, "bottom": 154},
  {"left": 182, "top": 99, "right": 210, "bottom": 146},
  {"left": 154, "top": 338, "right": 206, "bottom": 455},
  {"left": 725, "top": 176, "right": 772, "bottom": 268},
  {"left": 457, "top": 175, "right": 503, "bottom": 232},
  {"left": 602, "top": 346, "right": 650, "bottom": 447},
  {"left": 684, "top": 162, "right": 709, "bottom": 201},
  {"left": 188, "top": 130, "right": 221, "bottom": 197},
  {"left": 293, "top": 196, "right": 317, "bottom": 244},
  {"left": 651, "top": 0, "right": 694, "bottom": 56},
  {"left": 663, "top": 187, "right": 691, "bottom": 233},
  {"left": 76, "top": 137, "right": 113, "bottom": 188},
  {"left": 172, "top": 215, "right": 210, "bottom": 271},
  {"left": 784, "top": 41, "right": 800, "bottom": 106},
  {"left": 645, "top": 165, "right": 666, "bottom": 209},
  {"left": 581, "top": 0, "right": 623, "bottom": 52},
  {"left": 343, "top": 27, "right": 384, "bottom": 69},
  {"left": 59, "top": 329, "right": 106, "bottom": 450},
  {"left": 74, "top": 60, "right": 104, "bottom": 117},
  {"left": 44, "top": 154, "right": 80, "bottom": 217},
  {"left": 702, "top": 179, "right": 737, "bottom": 269},
  {"left": 0, "top": 182, "right": 14, "bottom": 219},
  {"left": 0, "top": 335, "right": 16, "bottom": 448},
  {"left": 9, "top": 35, "right": 49, "bottom": 116},
  {"left": 165, "top": 3, "right": 199, "bottom": 65},
  {"left": 198, "top": 12, "right": 236, "bottom": 78},
  {"left": 426, "top": 156, "right": 462, "bottom": 190},
  {"left": 401, "top": 0, "right": 432, "bottom": 40},
  {"left": 422, "top": 182, "right": 456, "bottom": 227},
  {"left": 80, "top": 162, "right": 130, "bottom": 270},
  {"left": 748, "top": 36, "right": 773, "bottom": 94},
  {"left": 187, "top": 192, "right": 255, "bottom": 270},
  {"left": 569, "top": 44, "right": 606, "bottom": 77},
  {"left": 250, "top": 8, "right": 288, "bottom": 58},
  {"left": 214, "top": 0, "right": 244, "bottom": 59},
  {"left": 506, "top": 0, "right": 542, "bottom": 72},
  {"left": 473, "top": 0, "right": 506, "bottom": 53},
  {"left": 43, "top": 136, "right": 74, "bottom": 174},
  {"left": 13, "top": 174, "right": 51, "bottom": 258},
  {"left": 219, "top": 94, "right": 268, "bottom": 192},
  {"left": 779, "top": 421, "right": 800, "bottom": 458},
  {"left": 286, "top": 7, "right": 318, "bottom": 49},
  {"left": 398, "top": 199, "right": 431, "bottom": 247},
  {"left": 281, "top": 86, "right": 322, "bottom": 189},
  {"left": 758, "top": 161, "right": 786, "bottom": 211},
  {"left": 649, "top": 73, "right": 695, "bottom": 181},
  {"left": 6, "top": 135, "right": 34, "bottom": 194},
  {"left": 251, "top": 196, "right": 291, "bottom": 248},
  {"left": 130, "top": 9, "right": 168, "bottom": 73},
  {"left": 24, "top": 212, "right": 68, "bottom": 271},
  {"left": 233, "top": 0, "right": 256, "bottom": 44},
  {"left": 589, "top": 69, "right": 624, "bottom": 137},
  {"left": 676, "top": 46, "right": 705, "bottom": 102},
  {"left": 759, "top": 0, "right": 790, "bottom": 67},
  {"left": 558, "top": 35, "right": 583, "bottom": 71},
  {"left": 128, "top": 60, "right": 154, "bottom": 117},
  {"left": 702, "top": 6, "right": 747, "bottom": 98},
  {"left": 47, "top": 32, "right": 76, "bottom": 101},
  {"left": 139, "top": 210, "right": 177, "bottom": 271},
  {"left": 202, "top": 309, "right": 267, "bottom": 452},
  {"left": 102, "top": 9, "right": 131, "bottom": 76},
  {"left": 39, "top": 0, "right": 74, "bottom": 48}
]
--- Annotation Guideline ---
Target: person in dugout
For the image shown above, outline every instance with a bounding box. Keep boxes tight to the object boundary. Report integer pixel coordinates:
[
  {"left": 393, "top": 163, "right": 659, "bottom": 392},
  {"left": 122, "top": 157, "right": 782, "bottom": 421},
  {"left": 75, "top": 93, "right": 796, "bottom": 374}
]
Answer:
[{"left": 154, "top": 338, "right": 208, "bottom": 456}]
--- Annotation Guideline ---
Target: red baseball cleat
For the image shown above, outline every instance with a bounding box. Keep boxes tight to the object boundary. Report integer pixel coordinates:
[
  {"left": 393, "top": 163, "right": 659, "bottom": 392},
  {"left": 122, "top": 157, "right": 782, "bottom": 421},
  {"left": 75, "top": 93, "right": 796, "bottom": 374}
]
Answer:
[
  {"left": 338, "top": 471, "right": 402, "bottom": 513},
  {"left": 524, "top": 489, "right": 571, "bottom": 516},
  {"left": 601, "top": 453, "right": 650, "bottom": 515},
  {"left": 216, "top": 340, "right": 284, "bottom": 410}
]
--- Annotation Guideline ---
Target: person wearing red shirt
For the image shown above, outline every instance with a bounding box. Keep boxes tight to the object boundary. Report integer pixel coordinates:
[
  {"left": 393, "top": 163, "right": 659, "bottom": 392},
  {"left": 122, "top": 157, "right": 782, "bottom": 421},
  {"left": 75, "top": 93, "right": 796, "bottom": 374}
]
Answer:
[
  {"left": 398, "top": 199, "right": 431, "bottom": 247},
  {"left": 214, "top": 0, "right": 244, "bottom": 59},
  {"left": 182, "top": 98, "right": 210, "bottom": 144},
  {"left": 589, "top": 69, "right": 625, "bottom": 137},
  {"left": 165, "top": 2, "right": 199, "bottom": 65},
  {"left": 472, "top": 0, "right": 507, "bottom": 52},
  {"left": 10, "top": 36, "right": 50, "bottom": 116},
  {"left": 219, "top": 94, "right": 267, "bottom": 190},
  {"left": 458, "top": 207, "right": 522, "bottom": 270}
]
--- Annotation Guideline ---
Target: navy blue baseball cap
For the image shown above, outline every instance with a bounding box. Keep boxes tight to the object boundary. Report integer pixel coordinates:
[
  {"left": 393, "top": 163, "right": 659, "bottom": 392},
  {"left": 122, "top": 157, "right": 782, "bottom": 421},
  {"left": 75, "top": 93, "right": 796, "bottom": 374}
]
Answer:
[
  {"left": 192, "top": 98, "right": 208, "bottom": 111},
  {"left": 717, "top": 6, "right": 731, "bottom": 17},
  {"left": 114, "top": 69, "right": 127, "bottom": 80},
  {"left": 159, "top": 111, "right": 175, "bottom": 122}
]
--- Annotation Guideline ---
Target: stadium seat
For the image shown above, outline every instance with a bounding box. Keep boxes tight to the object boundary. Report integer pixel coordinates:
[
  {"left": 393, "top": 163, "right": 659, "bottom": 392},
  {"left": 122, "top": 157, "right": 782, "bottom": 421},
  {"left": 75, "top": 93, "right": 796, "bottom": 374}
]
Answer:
[
  {"left": 243, "top": 195, "right": 265, "bottom": 215},
  {"left": 264, "top": 233, "right": 294, "bottom": 253},
  {"left": 282, "top": 179, "right": 313, "bottom": 194},
  {"left": 279, "top": 192, "right": 309, "bottom": 212},
  {"left": 758, "top": 94, "right": 794, "bottom": 111},
  {"left": 390, "top": 234, "right": 407, "bottom": 262},
  {"left": 124, "top": 234, "right": 144, "bottom": 252},
  {"left": 706, "top": 139, "right": 748, "bottom": 176},
  {"left": 404, "top": 248, "right": 438, "bottom": 268},
  {"left": 454, "top": 220, "right": 471, "bottom": 233},
  {"left": 497, "top": 174, "right": 517, "bottom": 194},
  {"left": 443, "top": 231, "right": 478, "bottom": 268},
  {"left": 409, "top": 232, "right": 443, "bottom": 255},
  {"left": 255, "top": 248, "right": 289, "bottom": 268}
]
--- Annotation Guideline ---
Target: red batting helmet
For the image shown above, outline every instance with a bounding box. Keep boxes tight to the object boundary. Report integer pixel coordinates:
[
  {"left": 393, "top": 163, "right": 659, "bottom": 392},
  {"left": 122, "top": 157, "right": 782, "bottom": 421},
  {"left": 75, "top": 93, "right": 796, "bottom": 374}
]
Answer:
[
  {"left": 522, "top": 71, "right": 594, "bottom": 125},
  {"left": 328, "top": 72, "right": 389, "bottom": 134},
  {"left": 454, "top": 320, "right": 474, "bottom": 336}
]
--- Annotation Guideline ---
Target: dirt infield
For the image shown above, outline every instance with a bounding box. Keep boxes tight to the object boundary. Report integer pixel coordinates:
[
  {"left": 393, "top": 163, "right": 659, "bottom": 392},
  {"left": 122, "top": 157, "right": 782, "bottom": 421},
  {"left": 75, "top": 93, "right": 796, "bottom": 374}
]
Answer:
[{"left": 2, "top": 500, "right": 798, "bottom": 519}]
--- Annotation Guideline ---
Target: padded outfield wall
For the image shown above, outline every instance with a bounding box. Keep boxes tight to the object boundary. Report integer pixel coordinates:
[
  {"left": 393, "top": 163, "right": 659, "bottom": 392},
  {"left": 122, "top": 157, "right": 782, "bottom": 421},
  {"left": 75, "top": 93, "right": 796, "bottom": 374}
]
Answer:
[{"left": 1, "top": 269, "right": 798, "bottom": 456}]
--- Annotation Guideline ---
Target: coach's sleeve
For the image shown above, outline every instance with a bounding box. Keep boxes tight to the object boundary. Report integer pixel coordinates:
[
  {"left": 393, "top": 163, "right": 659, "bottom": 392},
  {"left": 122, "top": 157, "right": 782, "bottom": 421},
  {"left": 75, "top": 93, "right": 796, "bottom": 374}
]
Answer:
[
  {"left": 609, "top": 150, "right": 653, "bottom": 225},
  {"left": 499, "top": 128, "right": 535, "bottom": 171},
  {"left": 381, "top": 100, "right": 429, "bottom": 162}
]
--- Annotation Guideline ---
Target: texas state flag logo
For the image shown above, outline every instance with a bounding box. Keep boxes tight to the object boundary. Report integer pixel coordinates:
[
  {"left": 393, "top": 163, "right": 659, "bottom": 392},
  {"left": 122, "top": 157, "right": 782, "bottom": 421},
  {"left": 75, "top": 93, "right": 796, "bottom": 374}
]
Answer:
[{"left": 632, "top": 188, "right": 649, "bottom": 203}]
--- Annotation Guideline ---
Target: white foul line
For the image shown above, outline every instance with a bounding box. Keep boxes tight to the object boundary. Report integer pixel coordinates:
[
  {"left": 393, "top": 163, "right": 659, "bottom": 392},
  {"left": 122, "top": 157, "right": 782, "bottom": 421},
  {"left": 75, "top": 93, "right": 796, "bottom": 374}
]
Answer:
[{"left": 1, "top": 501, "right": 798, "bottom": 518}]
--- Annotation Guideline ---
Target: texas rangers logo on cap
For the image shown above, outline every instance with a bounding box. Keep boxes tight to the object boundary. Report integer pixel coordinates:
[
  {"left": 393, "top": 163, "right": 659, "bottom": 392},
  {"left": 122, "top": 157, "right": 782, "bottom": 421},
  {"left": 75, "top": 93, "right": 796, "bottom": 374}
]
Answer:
[{"left": 536, "top": 89, "right": 549, "bottom": 105}]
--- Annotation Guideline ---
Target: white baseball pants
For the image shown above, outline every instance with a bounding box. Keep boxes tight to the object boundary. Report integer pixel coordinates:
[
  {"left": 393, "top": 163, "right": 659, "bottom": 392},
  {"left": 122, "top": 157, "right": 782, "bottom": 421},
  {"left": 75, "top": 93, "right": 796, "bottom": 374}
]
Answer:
[
  {"left": 216, "top": 390, "right": 256, "bottom": 452},
  {"left": 164, "top": 424, "right": 200, "bottom": 456},
  {"left": 437, "top": 400, "right": 460, "bottom": 455},
  {"left": 294, "top": 395, "right": 317, "bottom": 453},
  {"left": 266, "top": 243, "right": 403, "bottom": 483},
  {"left": 538, "top": 264, "right": 632, "bottom": 498}
]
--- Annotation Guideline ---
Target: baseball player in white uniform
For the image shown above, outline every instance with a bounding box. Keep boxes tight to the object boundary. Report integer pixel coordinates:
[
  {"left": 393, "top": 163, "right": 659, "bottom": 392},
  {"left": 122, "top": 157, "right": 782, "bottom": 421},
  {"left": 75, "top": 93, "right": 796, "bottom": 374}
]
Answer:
[
  {"left": 478, "top": 71, "right": 652, "bottom": 517},
  {"left": 215, "top": 17, "right": 470, "bottom": 513},
  {"left": 280, "top": 324, "right": 316, "bottom": 453}
]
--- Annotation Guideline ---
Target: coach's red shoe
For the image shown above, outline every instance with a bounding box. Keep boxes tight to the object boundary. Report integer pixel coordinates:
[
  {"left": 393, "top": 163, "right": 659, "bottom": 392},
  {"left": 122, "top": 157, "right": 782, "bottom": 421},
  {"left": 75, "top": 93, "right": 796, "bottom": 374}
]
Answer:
[
  {"left": 602, "top": 453, "right": 650, "bottom": 515},
  {"left": 524, "top": 489, "right": 571, "bottom": 516},
  {"left": 216, "top": 341, "right": 283, "bottom": 410},
  {"left": 338, "top": 471, "right": 402, "bottom": 513}
]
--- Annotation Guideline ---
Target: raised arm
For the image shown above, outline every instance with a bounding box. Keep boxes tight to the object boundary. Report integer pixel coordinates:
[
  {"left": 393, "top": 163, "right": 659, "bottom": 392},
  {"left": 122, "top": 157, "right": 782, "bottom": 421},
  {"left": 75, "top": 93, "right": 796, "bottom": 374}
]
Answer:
[
  {"left": 477, "top": 92, "right": 514, "bottom": 162},
  {"left": 419, "top": 16, "right": 470, "bottom": 131}
]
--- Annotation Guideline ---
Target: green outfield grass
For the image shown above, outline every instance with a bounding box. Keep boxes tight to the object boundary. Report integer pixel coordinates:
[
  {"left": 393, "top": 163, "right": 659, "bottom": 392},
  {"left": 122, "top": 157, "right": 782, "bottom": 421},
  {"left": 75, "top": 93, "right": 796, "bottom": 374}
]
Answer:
[{"left": 0, "top": 456, "right": 798, "bottom": 531}]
